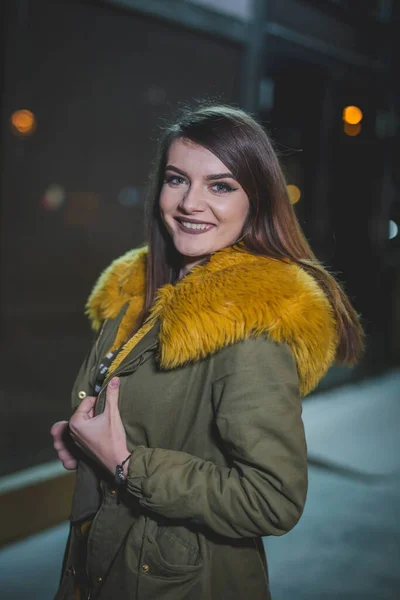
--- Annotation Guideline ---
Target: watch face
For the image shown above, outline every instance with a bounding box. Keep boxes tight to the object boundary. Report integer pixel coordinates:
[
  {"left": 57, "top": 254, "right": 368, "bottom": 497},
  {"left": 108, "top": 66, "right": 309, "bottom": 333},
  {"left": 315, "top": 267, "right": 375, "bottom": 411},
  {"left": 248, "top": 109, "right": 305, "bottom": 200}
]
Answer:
[{"left": 115, "top": 464, "right": 125, "bottom": 486}]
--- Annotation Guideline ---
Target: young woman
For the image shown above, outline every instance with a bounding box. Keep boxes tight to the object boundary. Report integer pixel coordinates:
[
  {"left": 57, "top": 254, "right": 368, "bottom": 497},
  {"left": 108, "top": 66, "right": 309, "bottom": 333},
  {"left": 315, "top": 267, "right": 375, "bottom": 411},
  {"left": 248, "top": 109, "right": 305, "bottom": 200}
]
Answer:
[{"left": 51, "top": 104, "right": 364, "bottom": 600}]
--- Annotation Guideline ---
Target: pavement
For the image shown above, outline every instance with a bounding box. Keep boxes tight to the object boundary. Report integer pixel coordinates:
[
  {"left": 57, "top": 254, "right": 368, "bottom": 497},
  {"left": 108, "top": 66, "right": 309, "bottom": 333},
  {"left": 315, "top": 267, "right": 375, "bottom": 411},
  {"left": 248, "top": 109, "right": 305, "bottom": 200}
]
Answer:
[{"left": 1, "top": 369, "right": 399, "bottom": 600}]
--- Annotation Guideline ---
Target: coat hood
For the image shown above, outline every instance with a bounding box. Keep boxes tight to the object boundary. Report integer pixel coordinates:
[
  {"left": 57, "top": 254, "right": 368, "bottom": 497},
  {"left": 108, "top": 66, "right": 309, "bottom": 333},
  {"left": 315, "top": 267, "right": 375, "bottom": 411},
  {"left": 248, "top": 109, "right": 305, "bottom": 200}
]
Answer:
[{"left": 86, "top": 245, "right": 338, "bottom": 396}]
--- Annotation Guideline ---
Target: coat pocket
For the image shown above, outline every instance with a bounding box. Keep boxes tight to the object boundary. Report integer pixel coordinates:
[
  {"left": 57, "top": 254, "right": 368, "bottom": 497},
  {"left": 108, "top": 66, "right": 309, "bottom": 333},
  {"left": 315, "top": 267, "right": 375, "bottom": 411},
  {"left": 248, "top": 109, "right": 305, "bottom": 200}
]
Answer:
[{"left": 146, "top": 518, "right": 203, "bottom": 577}]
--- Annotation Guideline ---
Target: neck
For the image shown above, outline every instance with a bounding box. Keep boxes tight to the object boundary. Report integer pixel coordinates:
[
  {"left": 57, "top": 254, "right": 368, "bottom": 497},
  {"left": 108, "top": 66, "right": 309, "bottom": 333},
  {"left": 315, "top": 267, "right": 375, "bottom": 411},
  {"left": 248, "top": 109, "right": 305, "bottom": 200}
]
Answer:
[{"left": 178, "top": 255, "right": 210, "bottom": 279}]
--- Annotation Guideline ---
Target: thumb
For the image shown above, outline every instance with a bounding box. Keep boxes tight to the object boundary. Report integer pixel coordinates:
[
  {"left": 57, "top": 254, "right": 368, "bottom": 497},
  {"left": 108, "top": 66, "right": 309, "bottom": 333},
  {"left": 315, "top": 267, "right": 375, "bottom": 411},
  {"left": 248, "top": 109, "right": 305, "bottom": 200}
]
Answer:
[
  {"left": 74, "top": 395, "right": 97, "bottom": 417},
  {"left": 105, "top": 377, "right": 120, "bottom": 412}
]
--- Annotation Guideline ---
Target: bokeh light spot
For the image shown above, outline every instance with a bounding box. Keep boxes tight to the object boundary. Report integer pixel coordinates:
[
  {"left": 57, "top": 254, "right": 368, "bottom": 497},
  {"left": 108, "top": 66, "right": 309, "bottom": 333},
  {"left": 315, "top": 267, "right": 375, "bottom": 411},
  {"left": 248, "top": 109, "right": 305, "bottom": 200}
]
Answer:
[
  {"left": 10, "top": 109, "right": 37, "bottom": 136},
  {"left": 118, "top": 187, "right": 140, "bottom": 207},
  {"left": 343, "top": 122, "right": 361, "bottom": 137},
  {"left": 40, "top": 184, "right": 66, "bottom": 211},
  {"left": 389, "top": 220, "right": 398, "bottom": 240},
  {"left": 287, "top": 184, "right": 301, "bottom": 204},
  {"left": 343, "top": 105, "right": 363, "bottom": 125}
]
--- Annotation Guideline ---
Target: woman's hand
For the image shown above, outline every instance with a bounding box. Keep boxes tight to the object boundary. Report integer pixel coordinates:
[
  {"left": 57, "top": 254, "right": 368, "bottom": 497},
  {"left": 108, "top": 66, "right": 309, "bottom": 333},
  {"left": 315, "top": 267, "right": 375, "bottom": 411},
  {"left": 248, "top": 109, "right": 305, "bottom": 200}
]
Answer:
[
  {"left": 50, "top": 421, "right": 79, "bottom": 470},
  {"left": 68, "top": 377, "right": 130, "bottom": 476}
]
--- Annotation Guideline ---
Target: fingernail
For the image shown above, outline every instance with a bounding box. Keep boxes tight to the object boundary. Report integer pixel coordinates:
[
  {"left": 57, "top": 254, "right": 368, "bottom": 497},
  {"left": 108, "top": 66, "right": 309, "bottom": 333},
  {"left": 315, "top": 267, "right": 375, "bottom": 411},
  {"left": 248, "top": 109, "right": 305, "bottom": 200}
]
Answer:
[{"left": 110, "top": 377, "right": 119, "bottom": 388}]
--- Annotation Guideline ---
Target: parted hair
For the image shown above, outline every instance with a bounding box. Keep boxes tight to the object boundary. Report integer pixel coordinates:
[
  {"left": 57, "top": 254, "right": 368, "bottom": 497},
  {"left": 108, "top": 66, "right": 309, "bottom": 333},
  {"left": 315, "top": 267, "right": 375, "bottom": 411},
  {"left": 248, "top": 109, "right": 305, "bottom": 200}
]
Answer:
[{"left": 143, "top": 104, "right": 364, "bottom": 365}]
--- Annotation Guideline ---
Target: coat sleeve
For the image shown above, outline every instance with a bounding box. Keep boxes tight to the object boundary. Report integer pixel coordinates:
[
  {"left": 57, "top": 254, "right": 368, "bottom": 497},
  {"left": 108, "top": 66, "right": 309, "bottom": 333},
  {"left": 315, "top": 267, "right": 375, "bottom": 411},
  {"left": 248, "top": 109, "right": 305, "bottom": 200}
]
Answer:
[{"left": 125, "top": 336, "right": 308, "bottom": 539}]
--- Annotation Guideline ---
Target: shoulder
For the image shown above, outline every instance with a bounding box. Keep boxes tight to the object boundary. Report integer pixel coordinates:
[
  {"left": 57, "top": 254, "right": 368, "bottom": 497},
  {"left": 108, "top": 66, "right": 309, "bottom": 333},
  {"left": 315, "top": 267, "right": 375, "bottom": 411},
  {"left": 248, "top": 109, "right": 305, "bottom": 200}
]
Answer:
[
  {"left": 85, "top": 246, "right": 148, "bottom": 331},
  {"left": 160, "top": 253, "right": 337, "bottom": 396},
  {"left": 213, "top": 335, "right": 298, "bottom": 384}
]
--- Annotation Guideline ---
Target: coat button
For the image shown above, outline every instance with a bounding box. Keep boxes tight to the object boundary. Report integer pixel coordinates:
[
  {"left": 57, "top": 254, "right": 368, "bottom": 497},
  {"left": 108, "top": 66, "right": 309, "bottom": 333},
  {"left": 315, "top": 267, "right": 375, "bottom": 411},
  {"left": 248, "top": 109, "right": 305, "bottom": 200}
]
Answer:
[
  {"left": 142, "top": 564, "right": 150, "bottom": 573},
  {"left": 110, "top": 489, "right": 116, "bottom": 496},
  {"left": 78, "top": 390, "right": 87, "bottom": 400},
  {"left": 96, "top": 576, "right": 103, "bottom": 583}
]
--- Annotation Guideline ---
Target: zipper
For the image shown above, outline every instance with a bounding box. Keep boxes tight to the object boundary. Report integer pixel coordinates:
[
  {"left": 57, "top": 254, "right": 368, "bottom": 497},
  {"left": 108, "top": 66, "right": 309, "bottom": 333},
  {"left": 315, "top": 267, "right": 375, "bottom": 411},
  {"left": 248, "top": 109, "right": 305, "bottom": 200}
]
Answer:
[
  {"left": 95, "top": 342, "right": 158, "bottom": 414},
  {"left": 107, "top": 344, "right": 157, "bottom": 379},
  {"left": 103, "top": 341, "right": 158, "bottom": 384},
  {"left": 87, "top": 320, "right": 109, "bottom": 390}
]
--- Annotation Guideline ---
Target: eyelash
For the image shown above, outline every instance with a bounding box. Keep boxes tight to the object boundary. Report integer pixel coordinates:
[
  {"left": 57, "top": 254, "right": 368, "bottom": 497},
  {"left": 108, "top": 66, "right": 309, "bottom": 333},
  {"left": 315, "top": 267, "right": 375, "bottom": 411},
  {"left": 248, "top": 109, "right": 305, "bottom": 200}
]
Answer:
[
  {"left": 164, "top": 175, "right": 237, "bottom": 194},
  {"left": 212, "top": 182, "right": 237, "bottom": 194},
  {"left": 165, "top": 175, "right": 186, "bottom": 186}
]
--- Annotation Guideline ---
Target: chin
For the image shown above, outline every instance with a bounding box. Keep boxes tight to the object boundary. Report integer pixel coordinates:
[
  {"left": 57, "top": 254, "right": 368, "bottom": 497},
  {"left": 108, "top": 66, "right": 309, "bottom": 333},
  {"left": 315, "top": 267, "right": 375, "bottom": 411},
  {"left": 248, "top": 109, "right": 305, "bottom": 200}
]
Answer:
[
  {"left": 175, "top": 244, "right": 211, "bottom": 259},
  {"left": 170, "top": 234, "right": 204, "bottom": 251}
]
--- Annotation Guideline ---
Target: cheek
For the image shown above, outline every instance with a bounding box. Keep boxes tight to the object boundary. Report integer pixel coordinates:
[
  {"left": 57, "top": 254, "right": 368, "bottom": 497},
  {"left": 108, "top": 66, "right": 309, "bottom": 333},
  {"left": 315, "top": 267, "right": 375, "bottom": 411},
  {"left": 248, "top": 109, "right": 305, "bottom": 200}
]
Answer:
[
  {"left": 237, "top": 197, "right": 250, "bottom": 217},
  {"left": 159, "top": 188, "right": 168, "bottom": 214},
  {"left": 238, "top": 195, "right": 251, "bottom": 223},
  {"left": 218, "top": 196, "right": 250, "bottom": 226},
  {"left": 160, "top": 186, "right": 182, "bottom": 212},
  {"left": 159, "top": 189, "right": 174, "bottom": 222}
]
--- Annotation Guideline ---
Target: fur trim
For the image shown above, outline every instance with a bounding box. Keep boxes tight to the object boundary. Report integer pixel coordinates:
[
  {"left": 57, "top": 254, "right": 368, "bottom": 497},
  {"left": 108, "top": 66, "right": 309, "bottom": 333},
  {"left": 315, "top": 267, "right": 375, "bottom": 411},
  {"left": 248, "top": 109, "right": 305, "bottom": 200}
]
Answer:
[
  {"left": 86, "top": 246, "right": 338, "bottom": 396},
  {"left": 85, "top": 246, "right": 147, "bottom": 339}
]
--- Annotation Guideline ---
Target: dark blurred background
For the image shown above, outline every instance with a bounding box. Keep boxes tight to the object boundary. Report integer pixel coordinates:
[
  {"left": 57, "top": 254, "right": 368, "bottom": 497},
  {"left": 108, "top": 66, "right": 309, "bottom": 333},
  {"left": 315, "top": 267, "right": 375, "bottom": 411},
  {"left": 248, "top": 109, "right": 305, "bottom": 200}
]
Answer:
[
  {"left": 1, "top": 0, "right": 400, "bottom": 478},
  {"left": 0, "top": 1, "right": 399, "bottom": 598}
]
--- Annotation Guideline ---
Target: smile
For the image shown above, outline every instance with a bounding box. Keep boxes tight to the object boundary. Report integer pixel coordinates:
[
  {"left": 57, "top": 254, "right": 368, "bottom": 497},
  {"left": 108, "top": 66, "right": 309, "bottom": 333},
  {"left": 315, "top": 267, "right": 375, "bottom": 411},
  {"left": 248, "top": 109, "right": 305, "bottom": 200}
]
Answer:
[{"left": 176, "top": 219, "right": 215, "bottom": 234}]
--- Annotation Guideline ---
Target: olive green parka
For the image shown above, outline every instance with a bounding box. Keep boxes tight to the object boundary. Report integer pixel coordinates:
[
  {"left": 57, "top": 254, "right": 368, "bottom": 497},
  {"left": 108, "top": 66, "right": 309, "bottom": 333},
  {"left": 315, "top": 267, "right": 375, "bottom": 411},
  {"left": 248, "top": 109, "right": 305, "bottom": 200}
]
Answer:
[{"left": 55, "top": 245, "right": 337, "bottom": 600}]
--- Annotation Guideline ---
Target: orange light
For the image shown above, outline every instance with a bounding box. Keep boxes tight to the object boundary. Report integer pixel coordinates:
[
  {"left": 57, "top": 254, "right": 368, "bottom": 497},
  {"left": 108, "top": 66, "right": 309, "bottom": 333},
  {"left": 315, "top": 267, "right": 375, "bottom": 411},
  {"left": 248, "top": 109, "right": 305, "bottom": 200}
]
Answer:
[
  {"left": 342, "top": 105, "right": 363, "bottom": 125},
  {"left": 343, "top": 122, "right": 361, "bottom": 137},
  {"left": 287, "top": 184, "right": 301, "bottom": 204},
  {"left": 10, "top": 109, "right": 36, "bottom": 136}
]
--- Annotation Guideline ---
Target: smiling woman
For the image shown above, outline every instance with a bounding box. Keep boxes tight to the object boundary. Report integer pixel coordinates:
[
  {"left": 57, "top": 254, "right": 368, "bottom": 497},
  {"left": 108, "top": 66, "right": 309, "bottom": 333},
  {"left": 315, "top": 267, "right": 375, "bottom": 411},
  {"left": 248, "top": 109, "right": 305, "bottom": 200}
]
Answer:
[{"left": 51, "top": 104, "right": 364, "bottom": 600}]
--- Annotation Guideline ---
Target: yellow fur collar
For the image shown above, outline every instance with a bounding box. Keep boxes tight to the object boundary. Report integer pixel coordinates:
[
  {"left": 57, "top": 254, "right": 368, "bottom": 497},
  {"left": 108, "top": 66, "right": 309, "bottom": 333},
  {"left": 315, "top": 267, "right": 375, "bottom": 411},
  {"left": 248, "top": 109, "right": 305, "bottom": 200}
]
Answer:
[{"left": 86, "top": 245, "right": 337, "bottom": 396}]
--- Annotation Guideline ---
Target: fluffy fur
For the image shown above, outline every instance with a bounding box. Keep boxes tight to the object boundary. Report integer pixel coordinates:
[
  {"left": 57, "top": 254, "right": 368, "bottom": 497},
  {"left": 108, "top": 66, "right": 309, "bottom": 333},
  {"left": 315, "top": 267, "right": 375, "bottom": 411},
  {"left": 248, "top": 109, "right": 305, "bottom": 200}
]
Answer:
[{"left": 86, "top": 245, "right": 338, "bottom": 396}]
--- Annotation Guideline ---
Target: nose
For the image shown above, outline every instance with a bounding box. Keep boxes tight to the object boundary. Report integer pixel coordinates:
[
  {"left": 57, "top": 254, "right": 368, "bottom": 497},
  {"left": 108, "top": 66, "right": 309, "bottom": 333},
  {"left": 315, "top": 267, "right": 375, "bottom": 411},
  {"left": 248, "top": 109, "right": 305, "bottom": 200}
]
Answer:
[{"left": 178, "top": 183, "right": 206, "bottom": 213}]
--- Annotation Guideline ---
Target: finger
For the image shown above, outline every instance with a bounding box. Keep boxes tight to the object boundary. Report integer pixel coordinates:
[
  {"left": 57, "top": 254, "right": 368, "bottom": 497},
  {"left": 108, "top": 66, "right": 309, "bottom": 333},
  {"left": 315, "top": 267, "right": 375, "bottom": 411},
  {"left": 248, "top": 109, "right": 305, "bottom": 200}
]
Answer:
[
  {"left": 50, "top": 420, "right": 69, "bottom": 440},
  {"left": 58, "top": 449, "right": 78, "bottom": 470},
  {"left": 51, "top": 424, "right": 74, "bottom": 454},
  {"left": 53, "top": 429, "right": 75, "bottom": 453},
  {"left": 105, "top": 377, "right": 120, "bottom": 413},
  {"left": 62, "top": 458, "right": 78, "bottom": 470},
  {"left": 52, "top": 423, "right": 70, "bottom": 451},
  {"left": 53, "top": 437, "right": 68, "bottom": 452},
  {"left": 73, "top": 395, "right": 97, "bottom": 417}
]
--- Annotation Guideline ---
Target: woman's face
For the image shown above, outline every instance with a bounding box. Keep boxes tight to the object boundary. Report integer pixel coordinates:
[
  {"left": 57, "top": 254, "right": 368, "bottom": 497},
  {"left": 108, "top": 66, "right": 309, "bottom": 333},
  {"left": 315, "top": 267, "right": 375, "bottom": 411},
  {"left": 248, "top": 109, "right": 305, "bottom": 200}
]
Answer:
[{"left": 159, "top": 138, "right": 250, "bottom": 274}]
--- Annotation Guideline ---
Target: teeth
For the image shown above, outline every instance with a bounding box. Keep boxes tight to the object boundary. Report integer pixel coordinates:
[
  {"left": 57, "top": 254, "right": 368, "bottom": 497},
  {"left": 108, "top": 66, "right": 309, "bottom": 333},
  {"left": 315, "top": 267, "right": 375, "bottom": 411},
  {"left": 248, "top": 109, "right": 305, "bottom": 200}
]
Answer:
[{"left": 181, "top": 221, "right": 211, "bottom": 230}]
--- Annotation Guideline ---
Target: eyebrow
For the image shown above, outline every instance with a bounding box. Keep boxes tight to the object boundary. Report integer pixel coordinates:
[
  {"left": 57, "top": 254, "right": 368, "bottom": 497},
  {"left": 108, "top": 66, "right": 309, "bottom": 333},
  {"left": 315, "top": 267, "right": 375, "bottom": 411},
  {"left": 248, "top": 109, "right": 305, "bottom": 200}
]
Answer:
[{"left": 165, "top": 164, "right": 237, "bottom": 182}]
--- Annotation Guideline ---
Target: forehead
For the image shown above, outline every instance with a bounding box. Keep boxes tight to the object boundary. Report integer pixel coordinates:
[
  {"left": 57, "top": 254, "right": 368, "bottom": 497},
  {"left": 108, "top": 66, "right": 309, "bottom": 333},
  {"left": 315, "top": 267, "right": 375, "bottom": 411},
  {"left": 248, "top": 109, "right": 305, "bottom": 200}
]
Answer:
[{"left": 166, "top": 138, "right": 230, "bottom": 175}]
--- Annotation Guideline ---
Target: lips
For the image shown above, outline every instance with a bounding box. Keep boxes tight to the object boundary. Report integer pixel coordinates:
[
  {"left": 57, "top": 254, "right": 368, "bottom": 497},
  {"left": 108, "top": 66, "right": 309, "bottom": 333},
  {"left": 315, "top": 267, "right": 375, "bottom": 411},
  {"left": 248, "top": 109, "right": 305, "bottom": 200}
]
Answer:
[{"left": 175, "top": 217, "right": 216, "bottom": 235}]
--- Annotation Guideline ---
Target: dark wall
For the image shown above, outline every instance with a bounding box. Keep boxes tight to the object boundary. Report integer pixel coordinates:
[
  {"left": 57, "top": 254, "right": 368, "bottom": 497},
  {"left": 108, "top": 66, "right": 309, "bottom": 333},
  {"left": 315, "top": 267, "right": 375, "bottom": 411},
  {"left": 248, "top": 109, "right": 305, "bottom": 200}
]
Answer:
[{"left": 0, "top": 0, "right": 241, "bottom": 476}]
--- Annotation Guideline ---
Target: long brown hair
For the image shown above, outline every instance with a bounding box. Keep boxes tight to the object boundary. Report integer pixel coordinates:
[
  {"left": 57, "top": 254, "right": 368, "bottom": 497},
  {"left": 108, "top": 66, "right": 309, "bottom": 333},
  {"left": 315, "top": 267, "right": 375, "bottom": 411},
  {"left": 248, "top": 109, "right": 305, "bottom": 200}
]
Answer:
[{"left": 143, "top": 104, "right": 364, "bottom": 365}]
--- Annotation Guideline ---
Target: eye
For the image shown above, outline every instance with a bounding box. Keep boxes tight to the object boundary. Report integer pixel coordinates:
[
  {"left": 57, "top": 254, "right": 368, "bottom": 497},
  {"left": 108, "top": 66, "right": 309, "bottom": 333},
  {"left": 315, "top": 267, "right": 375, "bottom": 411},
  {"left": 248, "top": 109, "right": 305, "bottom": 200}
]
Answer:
[
  {"left": 211, "top": 182, "right": 238, "bottom": 194},
  {"left": 165, "top": 174, "right": 187, "bottom": 186}
]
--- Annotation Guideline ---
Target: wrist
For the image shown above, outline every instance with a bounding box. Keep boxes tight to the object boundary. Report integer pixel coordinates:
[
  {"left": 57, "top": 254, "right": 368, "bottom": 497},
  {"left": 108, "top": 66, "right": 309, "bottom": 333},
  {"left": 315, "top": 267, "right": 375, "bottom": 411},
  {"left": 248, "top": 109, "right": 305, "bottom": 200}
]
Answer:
[{"left": 122, "top": 456, "right": 131, "bottom": 478}]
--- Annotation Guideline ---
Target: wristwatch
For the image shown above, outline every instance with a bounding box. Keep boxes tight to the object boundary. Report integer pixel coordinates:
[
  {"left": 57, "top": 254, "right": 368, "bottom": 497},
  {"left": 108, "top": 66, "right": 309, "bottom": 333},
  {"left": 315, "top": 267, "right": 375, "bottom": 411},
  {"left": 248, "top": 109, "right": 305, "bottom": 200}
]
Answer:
[{"left": 114, "top": 453, "right": 132, "bottom": 487}]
